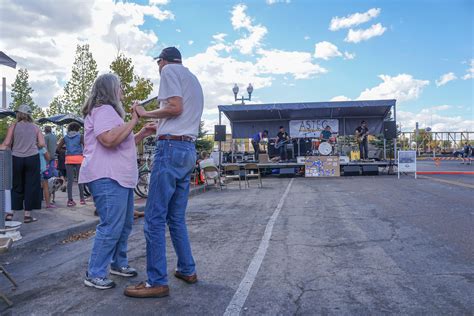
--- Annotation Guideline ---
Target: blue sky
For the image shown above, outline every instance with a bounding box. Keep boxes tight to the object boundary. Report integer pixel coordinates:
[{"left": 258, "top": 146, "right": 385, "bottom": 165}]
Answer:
[{"left": 0, "top": 0, "right": 472, "bottom": 131}]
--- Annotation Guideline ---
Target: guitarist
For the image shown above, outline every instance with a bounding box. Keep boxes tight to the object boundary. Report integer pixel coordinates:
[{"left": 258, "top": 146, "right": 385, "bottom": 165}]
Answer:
[
  {"left": 355, "top": 120, "right": 369, "bottom": 160},
  {"left": 275, "top": 126, "right": 290, "bottom": 161}
]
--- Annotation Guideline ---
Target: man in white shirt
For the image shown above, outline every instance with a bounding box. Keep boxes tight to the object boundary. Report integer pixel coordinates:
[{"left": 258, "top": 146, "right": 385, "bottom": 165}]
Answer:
[{"left": 126, "top": 47, "right": 203, "bottom": 298}]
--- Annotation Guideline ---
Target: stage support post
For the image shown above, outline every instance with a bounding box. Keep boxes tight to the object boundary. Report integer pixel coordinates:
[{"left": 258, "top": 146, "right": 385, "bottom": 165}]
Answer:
[
  {"left": 218, "top": 110, "right": 222, "bottom": 170},
  {"left": 393, "top": 102, "right": 397, "bottom": 161}
]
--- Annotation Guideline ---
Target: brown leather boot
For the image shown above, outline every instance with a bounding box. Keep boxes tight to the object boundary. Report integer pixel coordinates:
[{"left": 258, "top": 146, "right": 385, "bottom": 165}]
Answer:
[
  {"left": 124, "top": 282, "right": 169, "bottom": 298},
  {"left": 174, "top": 271, "right": 198, "bottom": 284}
]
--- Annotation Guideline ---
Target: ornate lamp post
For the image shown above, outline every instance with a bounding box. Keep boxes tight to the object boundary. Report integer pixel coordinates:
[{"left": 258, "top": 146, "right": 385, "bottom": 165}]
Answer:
[{"left": 232, "top": 83, "right": 253, "bottom": 105}]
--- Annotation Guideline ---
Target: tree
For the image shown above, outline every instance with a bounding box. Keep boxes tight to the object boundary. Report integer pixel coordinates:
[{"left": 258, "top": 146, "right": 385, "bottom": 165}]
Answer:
[
  {"left": 9, "top": 68, "right": 43, "bottom": 119},
  {"left": 109, "top": 53, "right": 153, "bottom": 122},
  {"left": 46, "top": 95, "right": 67, "bottom": 117},
  {"left": 63, "top": 44, "right": 98, "bottom": 115},
  {"left": 195, "top": 121, "right": 214, "bottom": 154}
]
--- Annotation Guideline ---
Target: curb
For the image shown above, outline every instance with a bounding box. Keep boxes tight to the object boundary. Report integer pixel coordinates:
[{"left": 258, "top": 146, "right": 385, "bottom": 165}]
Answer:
[
  {"left": 11, "top": 218, "right": 99, "bottom": 253},
  {"left": 10, "top": 185, "right": 210, "bottom": 253}
]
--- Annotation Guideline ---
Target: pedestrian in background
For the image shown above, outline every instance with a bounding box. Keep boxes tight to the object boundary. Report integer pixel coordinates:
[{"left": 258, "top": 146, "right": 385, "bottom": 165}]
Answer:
[
  {"left": 58, "top": 122, "right": 85, "bottom": 207},
  {"left": 79, "top": 73, "right": 156, "bottom": 290},
  {"left": 0, "top": 104, "right": 45, "bottom": 223},
  {"left": 42, "top": 125, "right": 57, "bottom": 208}
]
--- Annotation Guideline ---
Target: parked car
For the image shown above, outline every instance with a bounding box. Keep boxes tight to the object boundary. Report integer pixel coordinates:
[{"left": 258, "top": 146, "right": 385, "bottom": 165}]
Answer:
[{"left": 453, "top": 149, "right": 465, "bottom": 157}]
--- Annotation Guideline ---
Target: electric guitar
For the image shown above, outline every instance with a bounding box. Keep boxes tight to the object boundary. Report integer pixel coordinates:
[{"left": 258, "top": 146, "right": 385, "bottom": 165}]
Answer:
[
  {"left": 275, "top": 138, "right": 290, "bottom": 149},
  {"left": 355, "top": 129, "right": 369, "bottom": 144}
]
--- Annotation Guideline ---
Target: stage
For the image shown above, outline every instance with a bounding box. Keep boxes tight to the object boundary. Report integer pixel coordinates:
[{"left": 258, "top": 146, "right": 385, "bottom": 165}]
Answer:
[{"left": 221, "top": 159, "right": 396, "bottom": 176}]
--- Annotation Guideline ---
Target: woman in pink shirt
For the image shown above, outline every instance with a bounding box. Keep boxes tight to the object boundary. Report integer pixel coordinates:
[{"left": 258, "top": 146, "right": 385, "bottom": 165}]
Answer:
[{"left": 79, "top": 73, "right": 155, "bottom": 290}]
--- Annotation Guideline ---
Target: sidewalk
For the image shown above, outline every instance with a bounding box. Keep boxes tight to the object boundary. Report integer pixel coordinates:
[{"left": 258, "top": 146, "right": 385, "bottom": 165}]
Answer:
[{"left": 6, "top": 182, "right": 208, "bottom": 252}]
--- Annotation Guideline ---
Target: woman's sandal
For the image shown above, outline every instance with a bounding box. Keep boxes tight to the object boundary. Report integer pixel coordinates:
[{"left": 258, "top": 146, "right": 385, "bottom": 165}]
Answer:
[
  {"left": 24, "top": 216, "right": 38, "bottom": 224},
  {"left": 5, "top": 214, "right": 13, "bottom": 221}
]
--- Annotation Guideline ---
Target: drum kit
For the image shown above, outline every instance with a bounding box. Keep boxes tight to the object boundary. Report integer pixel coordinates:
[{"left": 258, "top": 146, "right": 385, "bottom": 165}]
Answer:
[{"left": 309, "top": 137, "right": 337, "bottom": 156}]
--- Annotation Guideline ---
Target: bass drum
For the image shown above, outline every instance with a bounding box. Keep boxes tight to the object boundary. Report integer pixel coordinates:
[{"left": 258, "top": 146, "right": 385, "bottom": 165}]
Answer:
[{"left": 318, "top": 142, "right": 332, "bottom": 156}]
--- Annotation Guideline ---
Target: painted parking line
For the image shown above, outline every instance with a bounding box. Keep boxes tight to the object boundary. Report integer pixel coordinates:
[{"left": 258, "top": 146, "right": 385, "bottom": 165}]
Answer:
[
  {"left": 223, "top": 178, "right": 294, "bottom": 316},
  {"left": 419, "top": 175, "right": 474, "bottom": 189},
  {"left": 417, "top": 171, "right": 474, "bottom": 175}
]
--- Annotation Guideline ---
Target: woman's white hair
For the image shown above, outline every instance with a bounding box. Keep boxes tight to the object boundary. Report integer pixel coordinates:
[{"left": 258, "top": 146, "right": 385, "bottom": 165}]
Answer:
[{"left": 82, "top": 73, "right": 125, "bottom": 118}]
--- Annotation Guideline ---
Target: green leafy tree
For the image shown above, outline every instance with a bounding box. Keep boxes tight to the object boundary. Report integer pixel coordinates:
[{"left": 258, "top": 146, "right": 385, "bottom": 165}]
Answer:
[
  {"left": 109, "top": 53, "right": 154, "bottom": 122},
  {"left": 46, "top": 95, "right": 67, "bottom": 117},
  {"left": 9, "top": 68, "right": 43, "bottom": 119},
  {"left": 195, "top": 121, "right": 213, "bottom": 154},
  {"left": 63, "top": 44, "right": 98, "bottom": 115}
]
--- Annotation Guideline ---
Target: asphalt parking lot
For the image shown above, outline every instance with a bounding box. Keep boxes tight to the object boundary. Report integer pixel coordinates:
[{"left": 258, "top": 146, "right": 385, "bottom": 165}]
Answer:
[{"left": 1, "top": 172, "right": 473, "bottom": 315}]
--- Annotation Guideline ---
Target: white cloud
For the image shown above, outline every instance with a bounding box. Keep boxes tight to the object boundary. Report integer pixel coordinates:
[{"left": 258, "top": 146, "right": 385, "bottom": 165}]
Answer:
[
  {"left": 149, "top": 0, "right": 169, "bottom": 5},
  {"left": 256, "top": 49, "right": 327, "bottom": 79},
  {"left": 343, "top": 51, "right": 355, "bottom": 60},
  {"left": 314, "top": 41, "right": 342, "bottom": 60},
  {"left": 266, "top": 0, "right": 291, "bottom": 4},
  {"left": 330, "top": 95, "right": 351, "bottom": 101},
  {"left": 188, "top": 40, "right": 194, "bottom": 45},
  {"left": 422, "top": 105, "right": 452, "bottom": 112},
  {"left": 329, "top": 8, "right": 381, "bottom": 31},
  {"left": 212, "top": 33, "right": 227, "bottom": 42},
  {"left": 231, "top": 4, "right": 267, "bottom": 55},
  {"left": 398, "top": 110, "right": 473, "bottom": 132},
  {"left": 304, "top": 36, "right": 310, "bottom": 40},
  {"left": 176, "top": 28, "right": 181, "bottom": 33},
  {"left": 357, "top": 74, "right": 430, "bottom": 102},
  {"left": 462, "top": 59, "right": 474, "bottom": 80},
  {"left": 185, "top": 44, "right": 273, "bottom": 110},
  {"left": 345, "top": 23, "right": 386, "bottom": 43},
  {"left": 435, "top": 72, "right": 457, "bottom": 87},
  {"left": 0, "top": 0, "right": 174, "bottom": 108}
]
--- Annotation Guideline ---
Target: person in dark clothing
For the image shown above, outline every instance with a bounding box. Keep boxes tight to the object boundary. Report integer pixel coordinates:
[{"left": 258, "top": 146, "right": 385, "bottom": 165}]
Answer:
[
  {"left": 320, "top": 125, "right": 332, "bottom": 142},
  {"left": 251, "top": 130, "right": 268, "bottom": 161},
  {"left": 276, "top": 126, "right": 289, "bottom": 161},
  {"left": 0, "top": 104, "right": 46, "bottom": 223},
  {"left": 355, "top": 121, "right": 369, "bottom": 160},
  {"left": 462, "top": 142, "right": 472, "bottom": 165},
  {"left": 56, "top": 144, "right": 67, "bottom": 191}
]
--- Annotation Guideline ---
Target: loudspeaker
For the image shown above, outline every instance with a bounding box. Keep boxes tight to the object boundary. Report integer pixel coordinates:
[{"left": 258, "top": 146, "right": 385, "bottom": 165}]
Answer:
[
  {"left": 342, "top": 165, "right": 360, "bottom": 176},
  {"left": 214, "top": 125, "right": 226, "bottom": 141},
  {"left": 362, "top": 165, "right": 379, "bottom": 175},
  {"left": 383, "top": 121, "right": 397, "bottom": 139}
]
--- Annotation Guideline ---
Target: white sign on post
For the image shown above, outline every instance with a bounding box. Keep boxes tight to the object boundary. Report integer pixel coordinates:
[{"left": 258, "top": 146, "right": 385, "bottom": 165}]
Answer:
[
  {"left": 398, "top": 150, "right": 417, "bottom": 179},
  {"left": 289, "top": 119, "right": 339, "bottom": 138}
]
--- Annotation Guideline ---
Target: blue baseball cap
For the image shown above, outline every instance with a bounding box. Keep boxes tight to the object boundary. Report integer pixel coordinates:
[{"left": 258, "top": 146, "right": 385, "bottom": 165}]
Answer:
[{"left": 155, "top": 47, "right": 182, "bottom": 63}]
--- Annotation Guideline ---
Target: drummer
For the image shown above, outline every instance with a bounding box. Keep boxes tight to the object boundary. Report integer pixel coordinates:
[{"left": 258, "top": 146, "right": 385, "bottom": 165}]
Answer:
[{"left": 320, "top": 125, "right": 332, "bottom": 142}]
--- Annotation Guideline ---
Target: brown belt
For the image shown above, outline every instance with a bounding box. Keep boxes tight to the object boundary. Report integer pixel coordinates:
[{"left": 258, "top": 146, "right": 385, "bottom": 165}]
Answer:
[{"left": 157, "top": 135, "right": 195, "bottom": 142}]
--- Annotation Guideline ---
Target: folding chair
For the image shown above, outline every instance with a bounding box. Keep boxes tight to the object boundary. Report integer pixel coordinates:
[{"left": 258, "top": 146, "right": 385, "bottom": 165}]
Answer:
[
  {"left": 202, "top": 166, "right": 222, "bottom": 191},
  {"left": 0, "top": 237, "right": 17, "bottom": 307},
  {"left": 244, "top": 163, "right": 263, "bottom": 188},
  {"left": 223, "top": 164, "right": 242, "bottom": 189}
]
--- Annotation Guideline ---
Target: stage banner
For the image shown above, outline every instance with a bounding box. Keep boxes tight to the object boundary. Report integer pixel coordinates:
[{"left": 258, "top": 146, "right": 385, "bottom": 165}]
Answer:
[
  {"left": 304, "top": 156, "right": 340, "bottom": 177},
  {"left": 398, "top": 150, "right": 417, "bottom": 179},
  {"left": 289, "top": 119, "right": 339, "bottom": 138}
]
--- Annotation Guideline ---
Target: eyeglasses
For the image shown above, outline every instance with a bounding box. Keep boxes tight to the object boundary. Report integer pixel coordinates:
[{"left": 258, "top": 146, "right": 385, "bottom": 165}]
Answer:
[{"left": 156, "top": 59, "right": 162, "bottom": 65}]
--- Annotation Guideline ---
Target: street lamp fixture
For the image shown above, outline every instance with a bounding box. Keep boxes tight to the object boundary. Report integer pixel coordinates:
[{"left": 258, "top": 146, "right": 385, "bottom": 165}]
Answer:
[{"left": 233, "top": 83, "right": 253, "bottom": 105}]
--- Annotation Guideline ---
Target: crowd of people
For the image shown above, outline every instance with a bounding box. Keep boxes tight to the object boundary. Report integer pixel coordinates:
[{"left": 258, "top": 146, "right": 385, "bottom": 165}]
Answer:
[
  {"left": 1, "top": 46, "right": 204, "bottom": 299},
  {"left": 0, "top": 108, "right": 93, "bottom": 220}
]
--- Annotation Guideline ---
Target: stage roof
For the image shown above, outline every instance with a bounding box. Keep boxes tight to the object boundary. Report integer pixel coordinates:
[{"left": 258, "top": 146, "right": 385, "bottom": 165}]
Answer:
[{"left": 218, "top": 99, "right": 395, "bottom": 122}]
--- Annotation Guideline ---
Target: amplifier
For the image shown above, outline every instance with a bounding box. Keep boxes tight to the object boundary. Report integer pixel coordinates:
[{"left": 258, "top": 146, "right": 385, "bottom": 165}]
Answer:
[
  {"left": 342, "top": 165, "right": 360, "bottom": 176},
  {"left": 362, "top": 165, "right": 379, "bottom": 175}
]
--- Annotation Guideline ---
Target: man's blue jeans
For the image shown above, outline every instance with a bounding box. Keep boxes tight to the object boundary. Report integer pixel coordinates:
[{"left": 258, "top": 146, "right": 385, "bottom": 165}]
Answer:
[
  {"left": 87, "top": 178, "right": 134, "bottom": 278},
  {"left": 145, "top": 140, "right": 196, "bottom": 286}
]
